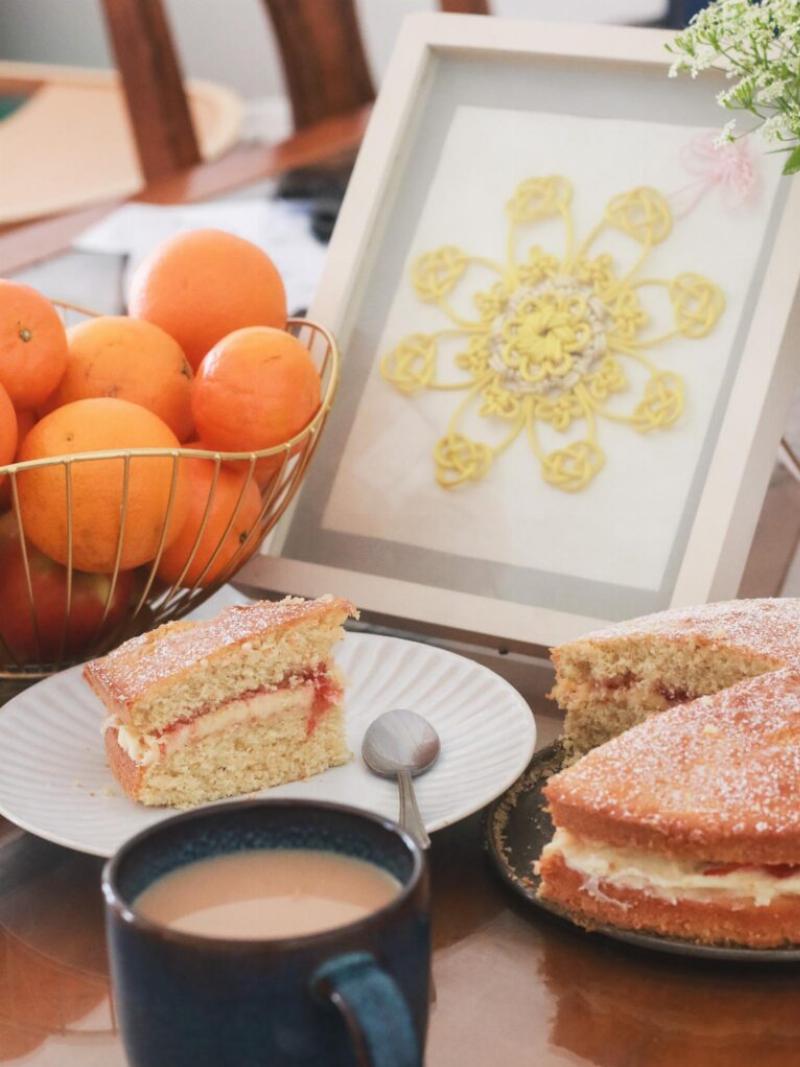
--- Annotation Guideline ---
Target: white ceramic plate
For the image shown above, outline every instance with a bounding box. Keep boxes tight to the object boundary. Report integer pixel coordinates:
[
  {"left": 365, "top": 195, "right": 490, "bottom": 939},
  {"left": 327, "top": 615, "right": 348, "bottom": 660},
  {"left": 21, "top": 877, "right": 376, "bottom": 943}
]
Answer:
[{"left": 0, "top": 632, "right": 536, "bottom": 857}]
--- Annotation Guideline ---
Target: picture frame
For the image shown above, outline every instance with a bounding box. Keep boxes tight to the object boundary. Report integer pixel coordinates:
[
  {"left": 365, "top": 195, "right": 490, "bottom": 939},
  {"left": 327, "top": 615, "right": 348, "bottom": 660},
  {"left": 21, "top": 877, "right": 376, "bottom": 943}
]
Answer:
[{"left": 254, "top": 14, "right": 800, "bottom": 650}]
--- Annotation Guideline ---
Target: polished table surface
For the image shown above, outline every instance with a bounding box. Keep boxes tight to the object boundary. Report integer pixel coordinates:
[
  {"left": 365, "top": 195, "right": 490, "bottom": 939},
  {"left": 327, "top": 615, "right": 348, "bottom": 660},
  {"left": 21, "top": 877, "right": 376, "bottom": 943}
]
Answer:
[{"left": 2, "top": 699, "right": 799, "bottom": 1067}]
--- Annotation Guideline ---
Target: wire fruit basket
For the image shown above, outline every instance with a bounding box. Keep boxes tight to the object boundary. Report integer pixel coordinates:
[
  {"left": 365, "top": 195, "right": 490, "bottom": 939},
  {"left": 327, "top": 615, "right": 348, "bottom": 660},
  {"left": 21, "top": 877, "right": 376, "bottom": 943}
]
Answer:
[{"left": 0, "top": 301, "right": 339, "bottom": 689}]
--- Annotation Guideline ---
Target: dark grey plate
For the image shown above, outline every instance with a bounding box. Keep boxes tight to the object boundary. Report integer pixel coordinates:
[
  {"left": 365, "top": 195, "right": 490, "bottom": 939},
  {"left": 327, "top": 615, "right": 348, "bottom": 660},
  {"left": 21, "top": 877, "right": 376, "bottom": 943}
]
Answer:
[{"left": 485, "top": 744, "right": 800, "bottom": 964}]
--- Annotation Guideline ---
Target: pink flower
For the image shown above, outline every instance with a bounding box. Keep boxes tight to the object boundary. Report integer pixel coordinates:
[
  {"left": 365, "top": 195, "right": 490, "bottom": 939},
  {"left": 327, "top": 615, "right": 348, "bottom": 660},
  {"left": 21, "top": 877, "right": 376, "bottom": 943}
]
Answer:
[{"left": 677, "top": 129, "right": 760, "bottom": 212}]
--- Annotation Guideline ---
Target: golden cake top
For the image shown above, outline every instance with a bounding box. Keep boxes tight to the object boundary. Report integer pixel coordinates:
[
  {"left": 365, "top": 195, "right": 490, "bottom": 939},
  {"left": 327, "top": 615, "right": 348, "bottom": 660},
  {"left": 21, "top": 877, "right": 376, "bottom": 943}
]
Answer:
[
  {"left": 553, "top": 597, "right": 800, "bottom": 666},
  {"left": 545, "top": 667, "right": 800, "bottom": 865},
  {"left": 84, "top": 595, "right": 357, "bottom": 712}
]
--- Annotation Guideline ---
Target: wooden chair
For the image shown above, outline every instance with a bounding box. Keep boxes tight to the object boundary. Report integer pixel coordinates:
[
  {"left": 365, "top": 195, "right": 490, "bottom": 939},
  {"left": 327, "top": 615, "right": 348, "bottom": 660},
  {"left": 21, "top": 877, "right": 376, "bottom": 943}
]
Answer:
[
  {"left": 0, "top": 0, "right": 490, "bottom": 265},
  {"left": 100, "top": 0, "right": 201, "bottom": 183},
  {"left": 99, "top": 0, "right": 490, "bottom": 182},
  {"left": 260, "top": 0, "right": 490, "bottom": 132},
  {"left": 38, "top": 0, "right": 696, "bottom": 204},
  {"left": 260, "top": 0, "right": 376, "bottom": 133}
]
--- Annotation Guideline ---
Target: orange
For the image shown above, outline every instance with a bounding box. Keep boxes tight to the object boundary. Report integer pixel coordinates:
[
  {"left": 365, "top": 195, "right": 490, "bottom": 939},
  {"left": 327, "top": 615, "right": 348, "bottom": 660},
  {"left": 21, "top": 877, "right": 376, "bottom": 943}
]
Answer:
[
  {"left": 36, "top": 388, "right": 66, "bottom": 419},
  {"left": 17, "top": 398, "right": 189, "bottom": 573},
  {"left": 52, "top": 316, "right": 194, "bottom": 440},
  {"left": 0, "top": 407, "right": 33, "bottom": 509},
  {"left": 128, "top": 229, "right": 287, "bottom": 370},
  {"left": 157, "top": 456, "right": 262, "bottom": 587},
  {"left": 0, "top": 383, "right": 17, "bottom": 474},
  {"left": 192, "top": 327, "right": 320, "bottom": 453},
  {"left": 0, "top": 383, "right": 17, "bottom": 499},
  {"left": 0, "top": 281, "right": 68, "bottom": 408},
  {"left": 15, "top": 408, "right": 36, "bottom": 441}
]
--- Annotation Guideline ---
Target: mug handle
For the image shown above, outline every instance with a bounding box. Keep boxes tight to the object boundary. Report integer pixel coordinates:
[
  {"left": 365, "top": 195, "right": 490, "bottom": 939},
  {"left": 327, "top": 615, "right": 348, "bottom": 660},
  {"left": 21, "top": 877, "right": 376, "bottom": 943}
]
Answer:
[{"left": 312, "top": 951, "right": 422, "bottom": 1067}]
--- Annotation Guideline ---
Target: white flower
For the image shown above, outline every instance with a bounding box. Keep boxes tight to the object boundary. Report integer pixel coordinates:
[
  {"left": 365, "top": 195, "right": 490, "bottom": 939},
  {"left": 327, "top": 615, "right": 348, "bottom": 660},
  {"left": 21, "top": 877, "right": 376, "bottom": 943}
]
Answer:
[
  {"left": 717, "top": 87, "right": 735, "bottom": 108},
  {"left": 757, "top": 80, "right": 786, "bottom": 104},
  {"left": 714, "top": 119, "right": 738, "bottom": 146},
  {"left": 760, "top": 114, "right": 792, "bottom": 143},
  {"left": 690, "top": 43, "right": 718, "bottom": 74},
  {"left": 667, "top": 0, "right": 800, "bottom": 174}
]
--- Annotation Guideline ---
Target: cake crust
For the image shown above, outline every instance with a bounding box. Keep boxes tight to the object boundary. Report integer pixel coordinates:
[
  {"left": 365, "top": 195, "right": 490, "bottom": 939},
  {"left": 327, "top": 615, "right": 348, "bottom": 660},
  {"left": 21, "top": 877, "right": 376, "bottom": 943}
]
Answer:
[
  {"left": 545, "top": 669, "right": 800, "bottom": 865},
  {"left": 553, "top": 597, "right": 800, "bottom": 666}
]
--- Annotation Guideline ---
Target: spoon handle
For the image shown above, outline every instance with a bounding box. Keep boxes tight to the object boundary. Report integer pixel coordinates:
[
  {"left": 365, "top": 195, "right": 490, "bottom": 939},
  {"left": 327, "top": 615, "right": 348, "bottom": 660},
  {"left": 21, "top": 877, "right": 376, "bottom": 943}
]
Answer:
[{"left": 397, "top": 768, "right": 430, "bottom": 850}]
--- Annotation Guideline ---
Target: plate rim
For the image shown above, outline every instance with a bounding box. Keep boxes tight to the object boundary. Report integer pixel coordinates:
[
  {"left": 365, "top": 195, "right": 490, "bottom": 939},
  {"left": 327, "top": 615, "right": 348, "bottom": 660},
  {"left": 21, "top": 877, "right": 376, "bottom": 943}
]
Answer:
[
  {"left": 485, "top": 744, "right": 800, "bottom": 964},
  {"left": 0, "top": 630, "right": 537, "bottom": 857}
]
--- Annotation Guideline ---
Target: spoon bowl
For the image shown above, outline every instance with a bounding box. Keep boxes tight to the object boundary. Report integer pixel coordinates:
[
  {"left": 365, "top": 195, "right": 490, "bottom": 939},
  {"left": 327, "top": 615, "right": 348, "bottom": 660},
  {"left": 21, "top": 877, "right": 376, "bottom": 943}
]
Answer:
[{"left": 362, "top": 709, "right": 441, "bottom": 848}]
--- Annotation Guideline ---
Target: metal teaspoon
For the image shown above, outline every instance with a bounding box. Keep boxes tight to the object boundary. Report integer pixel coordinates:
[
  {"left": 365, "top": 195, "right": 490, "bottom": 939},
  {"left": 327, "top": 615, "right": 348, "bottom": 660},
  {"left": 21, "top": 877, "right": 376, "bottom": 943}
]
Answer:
[{"left": 362, "top": 709, "right": 441, "bottom": 849}]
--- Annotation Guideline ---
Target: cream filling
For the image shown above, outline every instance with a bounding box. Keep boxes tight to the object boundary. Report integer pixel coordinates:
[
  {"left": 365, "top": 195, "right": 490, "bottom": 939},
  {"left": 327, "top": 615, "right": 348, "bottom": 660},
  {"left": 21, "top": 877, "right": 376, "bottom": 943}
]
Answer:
[
  {"left": 108, "top": 687, "right": 318, "bottom": 768},
  {"left": 543, "top": 829, "right": 800, "bottom": 908}
]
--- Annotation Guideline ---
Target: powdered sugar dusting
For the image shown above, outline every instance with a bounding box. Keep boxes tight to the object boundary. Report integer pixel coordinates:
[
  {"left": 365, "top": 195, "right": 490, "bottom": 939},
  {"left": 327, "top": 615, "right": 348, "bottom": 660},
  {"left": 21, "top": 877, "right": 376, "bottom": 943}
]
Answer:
[
  {"left": 547, "top": 668, "right": 800, "bottom": 849},
  {"left": 562, "top": 598, "right": 800, "bottom": 665},
  {"left": 85, "top": 596, "right": 357, "bottom": 707}
]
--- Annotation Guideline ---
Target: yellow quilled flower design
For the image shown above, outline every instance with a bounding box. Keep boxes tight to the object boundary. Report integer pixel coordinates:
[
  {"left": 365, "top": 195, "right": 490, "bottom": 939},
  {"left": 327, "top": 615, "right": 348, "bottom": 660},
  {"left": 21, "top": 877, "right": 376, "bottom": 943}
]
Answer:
[{"left": 380, "top": 176, "right": 725, "bottom": 492}]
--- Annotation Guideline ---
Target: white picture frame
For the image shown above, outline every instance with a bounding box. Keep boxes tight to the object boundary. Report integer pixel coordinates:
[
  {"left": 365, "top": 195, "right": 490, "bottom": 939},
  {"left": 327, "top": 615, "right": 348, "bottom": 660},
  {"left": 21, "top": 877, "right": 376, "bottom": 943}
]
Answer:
[{"left": 258, "top": 14, "right": 800, "bottom": 650}]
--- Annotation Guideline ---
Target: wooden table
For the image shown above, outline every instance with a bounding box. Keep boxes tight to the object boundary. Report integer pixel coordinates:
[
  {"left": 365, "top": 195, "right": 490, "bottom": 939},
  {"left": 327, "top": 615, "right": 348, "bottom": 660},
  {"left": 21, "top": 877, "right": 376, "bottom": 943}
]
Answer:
[
  {"left": 1, "top": 697, "right": 798, "bottom": 1067},
  {"left": 0, "top": 106, "right": 371, "bottom": 277},
  {"left": 3, "top": 125, "right": 800, "bottom": 1067}
]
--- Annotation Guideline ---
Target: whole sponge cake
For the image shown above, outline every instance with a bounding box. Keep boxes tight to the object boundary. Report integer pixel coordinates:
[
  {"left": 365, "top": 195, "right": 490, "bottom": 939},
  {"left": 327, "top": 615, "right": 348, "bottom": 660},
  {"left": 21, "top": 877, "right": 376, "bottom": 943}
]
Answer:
[
  {"left": 551, "top": 598, "right": 800, "bottom": 759},
  {"left": 84, "top": 595, "right": 357, "bottom": 807},
  {"left": 538, "top": 669, "right": 800, "bottom": 947}
]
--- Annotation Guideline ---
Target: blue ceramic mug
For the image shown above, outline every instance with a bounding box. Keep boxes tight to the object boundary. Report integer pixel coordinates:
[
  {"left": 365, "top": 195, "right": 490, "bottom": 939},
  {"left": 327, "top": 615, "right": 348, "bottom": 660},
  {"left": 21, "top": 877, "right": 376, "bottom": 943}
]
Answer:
[{"left": 102, "top": 799, "right": 430, "bottom": 1067}]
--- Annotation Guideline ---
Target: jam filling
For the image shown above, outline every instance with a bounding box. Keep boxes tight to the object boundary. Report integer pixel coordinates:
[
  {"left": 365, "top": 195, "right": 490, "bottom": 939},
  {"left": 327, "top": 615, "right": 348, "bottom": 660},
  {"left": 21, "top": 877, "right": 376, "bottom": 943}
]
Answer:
[
  {"left": 156, "top": 664, "right": 341, "bottom": 743},
  {"left": 654, "top": 682, "right": 697, "bottom": 705},
  {"left": 601, "top": 670, "right": 638, "bottom": 691},
  {"left": 591, "top": 676, "right": 700, "bottom": 705},
  {"left": 306, "top": 667, "right": 341, "bottom": 736},
  {"left": 703, "top": 863, "right": 800, "bottom": 880}
]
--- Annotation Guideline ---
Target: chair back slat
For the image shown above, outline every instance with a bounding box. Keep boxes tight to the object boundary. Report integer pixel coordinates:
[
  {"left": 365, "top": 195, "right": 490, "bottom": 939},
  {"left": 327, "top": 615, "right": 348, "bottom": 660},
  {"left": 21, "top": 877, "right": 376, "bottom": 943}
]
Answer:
[
  {"left": 261, "top": 0, "right": 375, "bottom": 131},
  {"left": 440, "top": 1, "right": 490, "bottom": 13},
  {"left": 100, "top": 0, "right": 201, "bottom": 182}
]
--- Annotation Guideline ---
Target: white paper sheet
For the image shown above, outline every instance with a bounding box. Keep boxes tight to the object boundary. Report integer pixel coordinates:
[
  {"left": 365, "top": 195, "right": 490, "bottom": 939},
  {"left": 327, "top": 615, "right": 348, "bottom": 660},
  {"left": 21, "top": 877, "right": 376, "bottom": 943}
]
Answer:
[{"left": 75, "top": 199, "right": 327, "bottom": 315}]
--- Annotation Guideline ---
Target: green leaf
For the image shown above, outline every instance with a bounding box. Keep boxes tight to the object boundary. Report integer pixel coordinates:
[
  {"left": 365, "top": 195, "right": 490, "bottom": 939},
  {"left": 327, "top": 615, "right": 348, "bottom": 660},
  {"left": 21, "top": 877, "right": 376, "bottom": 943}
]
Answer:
[{"left": 783, "top": 146, "right": 800, "bottom": 176}]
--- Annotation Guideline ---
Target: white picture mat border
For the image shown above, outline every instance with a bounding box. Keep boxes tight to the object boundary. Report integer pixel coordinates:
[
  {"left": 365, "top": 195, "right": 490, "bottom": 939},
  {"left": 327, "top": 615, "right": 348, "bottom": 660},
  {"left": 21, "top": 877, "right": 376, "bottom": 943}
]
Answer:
[{"left": 263, "top": 15, "right": 800, "bottom": 649}]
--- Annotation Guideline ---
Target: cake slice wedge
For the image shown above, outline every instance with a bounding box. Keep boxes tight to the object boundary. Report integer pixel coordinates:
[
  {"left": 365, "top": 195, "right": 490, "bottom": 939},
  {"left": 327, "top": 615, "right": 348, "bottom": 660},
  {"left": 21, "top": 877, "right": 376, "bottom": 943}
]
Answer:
[
  {"left": 84, "top": 595, "right": 357, "bottom": 807},
  {"left": 538, "top": 669, "right": 800, "bottom": 947},
  {"left": 550, "top": 597, "right": 800, "bottom": 760}
]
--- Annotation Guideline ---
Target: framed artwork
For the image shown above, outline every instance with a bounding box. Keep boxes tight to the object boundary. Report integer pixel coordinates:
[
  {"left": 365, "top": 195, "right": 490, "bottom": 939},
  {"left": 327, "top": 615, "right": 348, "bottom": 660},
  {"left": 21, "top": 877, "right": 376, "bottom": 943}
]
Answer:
[{"left": 261, "top": 15, "right": 800, "bottom": 649}]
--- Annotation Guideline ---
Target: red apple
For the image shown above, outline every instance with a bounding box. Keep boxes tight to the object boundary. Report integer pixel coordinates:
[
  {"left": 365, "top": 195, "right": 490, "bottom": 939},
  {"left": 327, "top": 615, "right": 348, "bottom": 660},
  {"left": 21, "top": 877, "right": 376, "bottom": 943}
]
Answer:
[{"left": 0, "top": 513, "right": 135, "bottom": 663}]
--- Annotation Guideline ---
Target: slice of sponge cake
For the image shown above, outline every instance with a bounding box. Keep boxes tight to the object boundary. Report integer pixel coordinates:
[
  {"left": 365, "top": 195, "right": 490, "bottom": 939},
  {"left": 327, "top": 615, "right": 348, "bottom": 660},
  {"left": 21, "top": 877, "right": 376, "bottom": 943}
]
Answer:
[{"left": 84, "top": 595, "right": 357, "bottom": 807}]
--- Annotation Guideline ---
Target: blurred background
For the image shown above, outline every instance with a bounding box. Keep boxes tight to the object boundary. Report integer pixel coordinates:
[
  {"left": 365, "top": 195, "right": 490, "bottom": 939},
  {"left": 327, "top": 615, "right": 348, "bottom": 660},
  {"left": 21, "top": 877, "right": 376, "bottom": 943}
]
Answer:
[
  {"left": 0, "top": 0, "right": 706, "bottom": 249},
  {"left": 1, "top": 1, "right": 679, "bottom": 136},
  {"left": 0, "top": 0, "right": 692, "bottom": 160},
  {"left": 0, "top": 0, "right": 705, "bottom": 290}
]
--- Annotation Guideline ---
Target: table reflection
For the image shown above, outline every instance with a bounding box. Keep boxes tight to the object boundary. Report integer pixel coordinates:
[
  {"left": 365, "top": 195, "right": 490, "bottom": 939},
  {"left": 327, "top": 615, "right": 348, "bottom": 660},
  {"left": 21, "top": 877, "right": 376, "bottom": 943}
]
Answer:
[
  {"left": 538, "top": 914, "right": 800, "bottom": 1067},
  {"left": 0, "top": 833, "right": 114, "bottom": 1063}
]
